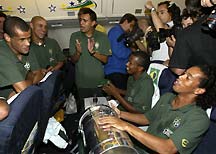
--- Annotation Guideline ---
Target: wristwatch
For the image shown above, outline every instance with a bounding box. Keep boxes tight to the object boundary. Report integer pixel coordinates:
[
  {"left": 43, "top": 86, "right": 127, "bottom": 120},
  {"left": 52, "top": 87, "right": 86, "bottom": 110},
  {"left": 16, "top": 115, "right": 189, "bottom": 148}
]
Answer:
[{"left": 151, "top": 7, "right": 156, "bottom": 12}]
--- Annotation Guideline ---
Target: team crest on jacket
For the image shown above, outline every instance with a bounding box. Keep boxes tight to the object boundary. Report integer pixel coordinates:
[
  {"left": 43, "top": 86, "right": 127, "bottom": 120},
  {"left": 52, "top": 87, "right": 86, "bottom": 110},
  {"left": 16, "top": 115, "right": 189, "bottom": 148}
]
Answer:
[
  {"left": 95, "top": 42, "right": 99, "bottom": 49},
  {"left": 163, "top": 117, "right": 181, "bottom": 137},
  {"left": 24, "top": 62, "right": 30, "bottom": 71},
  {"left": 172, "top": 117, "right": 181, "bottom": 128},
  {"left": 163, "top": 128, "right": 173, "bottom": 137}
]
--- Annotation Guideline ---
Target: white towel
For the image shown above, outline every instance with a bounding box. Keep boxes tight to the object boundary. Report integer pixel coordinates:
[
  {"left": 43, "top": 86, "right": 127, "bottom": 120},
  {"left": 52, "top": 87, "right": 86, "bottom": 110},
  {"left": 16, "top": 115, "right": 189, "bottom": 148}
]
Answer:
[{"left": 43, "top": 117, "right": 68, "bottom": 149}]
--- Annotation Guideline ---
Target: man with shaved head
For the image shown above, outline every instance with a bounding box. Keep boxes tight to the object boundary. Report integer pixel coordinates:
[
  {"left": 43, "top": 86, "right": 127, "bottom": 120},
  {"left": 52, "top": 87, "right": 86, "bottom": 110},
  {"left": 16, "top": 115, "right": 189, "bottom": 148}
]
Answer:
[{"left": 30, "top": 16, "right": 65, "bottom": 71}]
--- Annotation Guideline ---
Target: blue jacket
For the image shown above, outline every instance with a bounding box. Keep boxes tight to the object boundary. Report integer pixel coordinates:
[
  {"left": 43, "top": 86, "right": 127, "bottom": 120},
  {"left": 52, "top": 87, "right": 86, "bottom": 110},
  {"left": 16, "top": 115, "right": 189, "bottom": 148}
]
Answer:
[{"left": 104, "top": 24, "right": 132, "bottom": 75}]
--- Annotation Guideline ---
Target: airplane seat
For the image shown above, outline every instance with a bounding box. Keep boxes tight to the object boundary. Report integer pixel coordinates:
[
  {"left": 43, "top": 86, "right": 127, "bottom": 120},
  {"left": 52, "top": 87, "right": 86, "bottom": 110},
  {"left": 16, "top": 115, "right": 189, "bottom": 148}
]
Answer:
[
  {"left": 147, "top": 63, "right": 176, "bottom": 96},
  {"left": 62, "top": 63, "right": 75, "bottom": 97},
  {"left": 38, "top": 70, "right": 66, "bottom": 138},
  {"left": 193, "top": 107, "right": 216, "bottom": 154},
  {"left": 0, "top": 85, "right": 43, "bottom": 154},
  {"left": 38, "top": 70, "right": 65, "bottom": 114},
  {"left": 62, "top": 48, "right": 75, "bottom": 97}
]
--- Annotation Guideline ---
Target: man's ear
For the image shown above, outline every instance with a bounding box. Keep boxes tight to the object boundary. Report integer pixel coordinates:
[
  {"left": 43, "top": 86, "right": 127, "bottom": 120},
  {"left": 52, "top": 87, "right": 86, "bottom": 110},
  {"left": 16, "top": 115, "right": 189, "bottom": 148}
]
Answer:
[
  {"left": 92, "top": 20, "right": 96, "bottom": 27},
  {"left": 4, "top": 33, "right": 11, "bottom": 42},
  {"left": 30, "top": 22, "right": 33, "bottom": 29},
  {"left": 194, "top": 88, "right": 206, "bottom": 95},
  {"left": 138, "top": 66, "right": 144, "bottom": 72}
]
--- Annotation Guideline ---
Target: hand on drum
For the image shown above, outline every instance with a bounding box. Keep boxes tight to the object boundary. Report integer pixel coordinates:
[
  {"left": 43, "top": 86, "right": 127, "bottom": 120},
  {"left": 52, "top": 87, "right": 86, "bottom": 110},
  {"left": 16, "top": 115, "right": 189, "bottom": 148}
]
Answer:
[
  {"left": 112, "top": 105, "right": 121, "bottom": 118},
  {"left": 98, "top": 116, "right": 128, "bottom": 132}
]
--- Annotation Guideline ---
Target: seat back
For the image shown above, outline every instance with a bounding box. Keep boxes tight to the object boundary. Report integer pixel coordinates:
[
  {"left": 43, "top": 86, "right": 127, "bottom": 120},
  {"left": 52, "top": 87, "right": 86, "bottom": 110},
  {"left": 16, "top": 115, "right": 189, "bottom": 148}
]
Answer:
[
  {"left": 0, "top": 85, "right": 43, "bottom": 154},
  {"left": 38, "top": 70, "right": 65, "bottom": 113},
  {"left": 38, "top": 70, "right": 66, "bottom": 138},
  {"left": 147, "top": 63, "right": 166, "bottom": 108},
  {"left": 147, "top": 63, "right": 176, "bottom": 95},
  {"left": 193, "top": 107, "right": 216, "bottom": 154},
  {"left": 147, "top": 63, "right": 167, "bottom": 87},
  {"left": 62, "top": 60, "right": 75, "bottom": 96}
]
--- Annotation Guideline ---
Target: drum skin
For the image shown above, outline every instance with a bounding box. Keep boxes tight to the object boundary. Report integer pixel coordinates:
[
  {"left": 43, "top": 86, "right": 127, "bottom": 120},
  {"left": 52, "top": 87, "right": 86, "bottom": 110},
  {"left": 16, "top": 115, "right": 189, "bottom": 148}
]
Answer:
[{"left": 79, "top": 105, "right": 139, "bottom": 154}]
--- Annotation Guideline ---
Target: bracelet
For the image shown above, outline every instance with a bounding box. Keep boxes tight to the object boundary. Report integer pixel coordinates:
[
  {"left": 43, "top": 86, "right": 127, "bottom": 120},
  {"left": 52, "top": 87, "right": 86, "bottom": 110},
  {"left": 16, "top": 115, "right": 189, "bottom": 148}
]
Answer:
[
  {"left": 209, "top": 0, "right": 215, "bottom": 5},
  {"left": 90, "top": 51, "right": 96, "bottom": 56}
]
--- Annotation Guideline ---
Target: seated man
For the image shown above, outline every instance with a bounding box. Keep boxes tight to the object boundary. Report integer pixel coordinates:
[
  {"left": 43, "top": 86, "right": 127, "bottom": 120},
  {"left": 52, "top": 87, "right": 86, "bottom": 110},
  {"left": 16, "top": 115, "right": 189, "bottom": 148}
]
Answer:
[
  {"left": 0, "top": 16, "right": 44, "bottom": 99},
  {"left": 30, "top": 16, "right": 66, "bottom": 71},
  {"left": 99, "top": 65, "right": 216, "bottom": 154},
  {"left": 0, "top": 97, "right": 9, "bottom": 120},
  {"left": 103, "top": 51, "right": 154, "bottom": 114}
]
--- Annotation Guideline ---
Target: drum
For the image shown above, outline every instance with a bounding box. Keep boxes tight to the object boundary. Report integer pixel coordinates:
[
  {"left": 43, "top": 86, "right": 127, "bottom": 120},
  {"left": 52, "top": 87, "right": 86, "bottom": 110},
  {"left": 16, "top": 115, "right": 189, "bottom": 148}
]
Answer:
[{"left": 79, "top": 104, "right": 139, "bottom": 154}]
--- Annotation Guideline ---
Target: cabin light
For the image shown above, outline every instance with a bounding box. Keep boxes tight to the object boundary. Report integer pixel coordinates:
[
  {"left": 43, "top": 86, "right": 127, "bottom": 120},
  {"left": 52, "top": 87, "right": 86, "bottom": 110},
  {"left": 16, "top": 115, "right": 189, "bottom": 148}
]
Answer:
[
  {"left": 108, "top": 21, "right": 119, "bottom": 24},
  {"left": 50, "top": 23, "right": 63, "bottom": 28}
]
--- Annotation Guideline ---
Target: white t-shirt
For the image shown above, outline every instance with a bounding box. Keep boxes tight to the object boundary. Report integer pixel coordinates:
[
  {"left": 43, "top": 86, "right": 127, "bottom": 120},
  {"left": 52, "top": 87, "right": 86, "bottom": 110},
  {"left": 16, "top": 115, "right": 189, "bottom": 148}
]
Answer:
[
  {"left": 151, "top": 21, "right": 174, "bottom": 62},
  {"left": 151, "top": 41, "right": 169, "bottom": 61}
]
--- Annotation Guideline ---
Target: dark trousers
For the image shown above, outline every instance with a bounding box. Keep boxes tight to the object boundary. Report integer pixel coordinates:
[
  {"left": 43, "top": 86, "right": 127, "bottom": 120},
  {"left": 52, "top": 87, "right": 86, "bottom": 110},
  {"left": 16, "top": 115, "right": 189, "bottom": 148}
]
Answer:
[{"left": 105, "top": 73, "right": 128, "bottom": 90}]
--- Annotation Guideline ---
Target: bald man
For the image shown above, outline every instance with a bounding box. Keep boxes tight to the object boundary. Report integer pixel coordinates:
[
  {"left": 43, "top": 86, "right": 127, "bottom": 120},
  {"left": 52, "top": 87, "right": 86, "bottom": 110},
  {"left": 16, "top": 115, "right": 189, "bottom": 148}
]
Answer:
[{"left": 30, "top": 16, "right": 66, "bottom": 72}]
